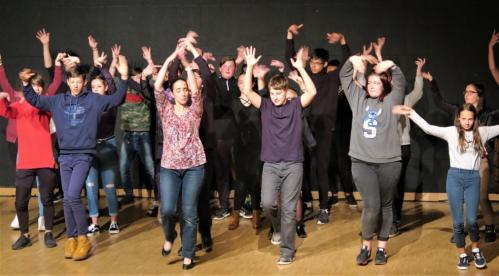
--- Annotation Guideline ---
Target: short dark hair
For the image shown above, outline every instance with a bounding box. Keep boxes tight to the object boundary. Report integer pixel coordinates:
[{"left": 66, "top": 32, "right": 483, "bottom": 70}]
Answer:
[
  {"left": 132, "top": 67, "right": 143, "bottom": 77},
  {"left": 268, "top": 74, "right": 288, "bottom": 91},
  {"left": 66, "top": 66, "right": 86, "bottom": 80},
  {"left": 328, "top": 59, "right": 340, "bottom": 67},
  {"left": 219, "top": 57, "right": 236, "bottom": 67},
  {"left": 311, "top": 48, "right": 329, "bottom": 63}
]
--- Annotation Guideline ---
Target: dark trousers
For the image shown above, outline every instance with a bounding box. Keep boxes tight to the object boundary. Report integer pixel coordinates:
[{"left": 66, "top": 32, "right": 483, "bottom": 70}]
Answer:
[
  {"left": 301, "top": 147, "right": 314, "bottom": 203},
  {"left": 15, "top": 168, "right": 56, "bottom": 234},
  {"left": 198, "top": 148, "right": 215, "bottom": 246},
  {"left": 215, "top": 139, "right": 234, "bottom": 210},
  {"left": 311, "top": 116, "right": 334, "bottom": 210},
  {"left": 393, "top": 145, "right": 411, "bottom": 223},
  {"left": 329, "top": 129, "right": 355, "bottom": 195}
]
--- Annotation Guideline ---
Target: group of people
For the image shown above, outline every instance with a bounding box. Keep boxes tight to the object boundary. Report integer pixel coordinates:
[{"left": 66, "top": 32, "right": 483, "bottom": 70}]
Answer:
[{"left": 1, "top": 25, "right": 499, "bottom": 270}]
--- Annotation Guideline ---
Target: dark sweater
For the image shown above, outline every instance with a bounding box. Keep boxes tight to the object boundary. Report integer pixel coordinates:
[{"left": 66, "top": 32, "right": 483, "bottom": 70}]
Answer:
[{"left": 23, "top": 79, "right": 127, "bottom": 154}]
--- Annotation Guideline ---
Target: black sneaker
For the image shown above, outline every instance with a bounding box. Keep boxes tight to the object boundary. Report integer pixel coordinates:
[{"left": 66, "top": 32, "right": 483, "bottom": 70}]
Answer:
[
  {"left": 484, "top": 225, "right": 496, "bottom": 243},
  {"left": 146, "top": 204, "right": 159, "bottom": 217},
  {"left": 388, "top": 223, "right": 399, "bottom": 238},
  {"left": 12, "top": 235, "right": 31, "bottom": 250},
  {"left": 53, "top": 190, "right": 64, "bottom": 204},
  {"left": 472, "top": 250, "right": 487, "bottom": 269},
  {"left": 457, "top": 254, "right": 469, "bottom": 270},
  {"left": 44, "top": 232, "right": 57, "bottom": 248},
  {"left": 239, "top": 207, "right": 253, "bottom": 219},
  {"left": 87, "top": 223, "right": 100, "bottom": 236},
  {"left": 345, "top": 194, "right": 357, "bottom": 208},
  {"left": 375, "top": 247, "right": 388, "bottom": 265},
  {"left": 296, "top": 224, "right": 307, "bottom": 238},
  {"left": 328, "top": 195, "right": 339, "bottom": 207},
  {"left": 120, "top": 194, "right": 134, "bottom": 205},
  {"left": 316, "top": 209, "right": 330, "bottom": 225},
  {"left": 356, "top": 246, "right": 371, "bottom": 265},
  {"left": 213, "top": 208, "right": 230, "bottom": 220}
]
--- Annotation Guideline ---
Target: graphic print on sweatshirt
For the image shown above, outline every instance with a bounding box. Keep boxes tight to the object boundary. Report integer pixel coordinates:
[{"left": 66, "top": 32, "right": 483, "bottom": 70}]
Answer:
[
  {"left": 64, "top": 103, "right": 86, "bottom": 127},
  {"left": 362, "top": 106, "right": 382, "bottom": 138}
]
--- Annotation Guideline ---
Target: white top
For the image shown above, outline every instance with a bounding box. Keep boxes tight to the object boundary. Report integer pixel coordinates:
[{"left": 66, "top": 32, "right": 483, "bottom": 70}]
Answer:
[
  {"left": 398, "top": 76, "right": 423, "bottom": 145},
  {"left": 409, "top": 110, "right": 499, "bottom": 170}
]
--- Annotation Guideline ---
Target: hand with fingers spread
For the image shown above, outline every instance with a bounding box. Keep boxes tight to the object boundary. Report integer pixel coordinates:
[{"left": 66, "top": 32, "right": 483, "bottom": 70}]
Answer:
[
  {"left": 415, "top": 58, "right": 426, "bottom": 76},
  {"left": 421, "top": 72, "right": 433, "bottom": 82},
  {"left": 288, "top": 23, "right": 304, "bottom": 36},
  {"left": 94, "top": 51, "right": 108, "bottom": 68},
  {"left": 142, "top": 46, "right": 153, "bottom": 64},
  {"left": 116, "top": 55, "right": 129, "bottom": 80},
  {"left": 290, "top": 47, "right": 307, "bottom": 70},
  {"left": 88, "top": 35, "right": 98, "bottom": 49},
  {"left": 111, "top": 44, "right": 121, "bottom": 59},
  {"left": 244, "top": 46, "right": 262, "bottom": 67},
  {"left": 36, "top": 28, "right": 50, "bottom": 45},
  {"left": 392, "top": 105, "right": 413, "bottom": 116},
  {"left": 326, "top": 32, "right": 344, "bottom": 44},
  {"left": 373, "top": 37, "right": 386, "bottom": 61}
]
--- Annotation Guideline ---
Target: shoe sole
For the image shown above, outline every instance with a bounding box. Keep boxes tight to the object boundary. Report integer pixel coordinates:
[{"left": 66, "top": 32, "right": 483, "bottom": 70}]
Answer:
[
  {"left": 388, "top": 232, "right": 399, "bottom": 238},
  {"left": 213, "top": 214, "right": 230, "bottom": 220},
  {"left": 86, "top": 231, "right": 100, "bottom": 237},
  {"left": 271, "top": 241, "right": 281, "bottom": 245},
  {"left": 277, "top": 260, "right": 294, "bottom": 265},
  {"left": 317, "top": 220, "right": 329, "bottom": 225},
  {"left": 356, "top": 259, "right": 370, "bottom": 266},
  {"left": 456, "top": 265, "right": 468, "bottom": 270},
  {"left": 474, "top": 262, "right": 487, "bottom": 269},
  {"left": 12, "top": 243, "right": 32, "bottom": 250},
  {"left": 109, "top": 230, "right": 120, "bottom": 234}
]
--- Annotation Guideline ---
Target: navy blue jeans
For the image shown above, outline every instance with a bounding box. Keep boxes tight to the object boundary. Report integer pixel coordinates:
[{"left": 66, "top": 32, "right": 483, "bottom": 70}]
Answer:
[
  {"left": 119, "top": 131, "right": 155, "bottom": 196},
  {"left": 159, "top": 165, "right": 205, "bottom": 259},
  {"left": 446, "top": 167, "right": 480, "bottom": 248}
]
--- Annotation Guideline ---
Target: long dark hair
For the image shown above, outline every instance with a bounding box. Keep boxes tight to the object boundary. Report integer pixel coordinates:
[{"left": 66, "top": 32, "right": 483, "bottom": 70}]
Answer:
[{"left": 455, "top": 103, "right": 482, "bottom": 153}]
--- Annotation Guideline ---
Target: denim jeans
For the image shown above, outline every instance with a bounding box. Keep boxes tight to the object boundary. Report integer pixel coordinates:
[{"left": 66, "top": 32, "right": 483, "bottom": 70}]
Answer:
[
  {"left": 85, "top": 137, "right": 119, "bottom": 217},
  {"left": 446, "top": 167, "right": 480, "bottom": 248},
  {"left": 59, "top": 153, "right": 93, "bottom": 237},
  {"left": 119, "top": 131, "right": 155, "bottom": 196},
  {"left": 159, "top": 165, "right": 205, "bottom": 259}
]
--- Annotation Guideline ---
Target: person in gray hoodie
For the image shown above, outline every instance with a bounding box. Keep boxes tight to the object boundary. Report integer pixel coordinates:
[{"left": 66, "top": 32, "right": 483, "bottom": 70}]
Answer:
[{"left": 340, "top": 54, "right": 406, "bottom": 266}]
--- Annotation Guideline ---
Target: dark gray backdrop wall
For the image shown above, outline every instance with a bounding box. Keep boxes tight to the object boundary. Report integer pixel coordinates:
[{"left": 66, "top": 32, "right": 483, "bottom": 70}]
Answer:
[{"left": 0, "top": 0, "right": 498, "bottom": 193}]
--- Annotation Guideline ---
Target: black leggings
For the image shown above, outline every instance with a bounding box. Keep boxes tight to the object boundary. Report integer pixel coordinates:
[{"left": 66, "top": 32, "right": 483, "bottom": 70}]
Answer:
[
  {"left": 329, "top": 129, "right": 355, "bottom": 195},
  {"left": 311, "top": 116, "right": 334, "bottom": 209},
  {"left": 15, "top": 168, "right": 56, "bottom": 234}
]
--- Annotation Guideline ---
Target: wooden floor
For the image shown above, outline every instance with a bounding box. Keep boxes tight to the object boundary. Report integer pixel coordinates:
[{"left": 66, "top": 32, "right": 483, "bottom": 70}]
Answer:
[{"left": 0, "top": 197, "right": 498, "bottom": 275}]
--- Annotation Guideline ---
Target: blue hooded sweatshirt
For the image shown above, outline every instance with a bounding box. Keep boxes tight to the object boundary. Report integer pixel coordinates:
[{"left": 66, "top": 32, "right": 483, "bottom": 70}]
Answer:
[{"left": 23, "top": 79, "right": 127, "bottom": 154}]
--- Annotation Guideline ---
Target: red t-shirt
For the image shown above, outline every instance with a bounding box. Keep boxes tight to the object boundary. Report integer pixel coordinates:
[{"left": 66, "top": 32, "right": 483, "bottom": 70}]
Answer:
[{"left": 0, "top": 99, "right": 56, "bottom": 169}]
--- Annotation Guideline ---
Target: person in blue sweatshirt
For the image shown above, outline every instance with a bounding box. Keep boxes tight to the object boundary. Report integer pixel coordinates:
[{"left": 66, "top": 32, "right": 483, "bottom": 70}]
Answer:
[{"left": 23, "top": 54, "right": 129, "bottom": 261}]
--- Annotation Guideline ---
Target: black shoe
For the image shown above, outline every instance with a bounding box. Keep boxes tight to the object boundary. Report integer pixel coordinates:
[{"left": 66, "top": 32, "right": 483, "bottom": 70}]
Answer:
[
  {"left": 120, "top": 194, "right": 134, "bottom": 205},
  {"left": 183, "top": 261, "right": 195, "bottom": 270},
  {"left": 201, "top": 240, "right": 213, "bottom": 253},
  {"left": 328, "top": 195, "right": 339, "bottom": 207},
  {"left": 388, "top": 223, "right": 399, "bottom": 238},
  {"left": 472, "top": 249, "right": 487, "bottom": 269},
  {"left": 147, "top": 204, "right": 159, "bottom": 217},
  {"left": 485, "top": 225, "right": 496, "bottom": 243},
  {"left": 356, "top": 246, "right": 371, "bottom": 265},
  {"left": 296, "top": 224, "right": 307, "bottom": 238},
  {"left": 213, "top": 208, "right": 230, "bottom": 220},
  {"left": 53, "top": 190, "right": 64, "bottom": 204},
  {"left": 12, "top": 235, "right": 31, "bottom": 250},
  {"left": 316, "top": 209, "right": 330, "bottom": 225},
  {"left": 162, "top": 247, "right": 171, "bottom": 256},
  {"left": 44, "top": 232, "right": 57, "bottom": 248},
  {"left": 375, "top": 247, "right": 388, "bottom": 265},
  {"left": 345, "top": 194, "right": 357, "bottom": 208},
  {"left": 457, "top": 254, "right": 469, "bottom": 270}
]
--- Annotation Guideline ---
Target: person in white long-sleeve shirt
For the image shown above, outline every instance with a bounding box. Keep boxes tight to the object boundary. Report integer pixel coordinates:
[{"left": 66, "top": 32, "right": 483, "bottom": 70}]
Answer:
[{"left": 393, "top": 103, "right": 499, "bottom": 270}]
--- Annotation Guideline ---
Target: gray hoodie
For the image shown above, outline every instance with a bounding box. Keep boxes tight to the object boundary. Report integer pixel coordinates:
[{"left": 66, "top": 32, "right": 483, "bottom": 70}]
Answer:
[{"left": 339, "top": 59, "right": 406, "bottom": 163}]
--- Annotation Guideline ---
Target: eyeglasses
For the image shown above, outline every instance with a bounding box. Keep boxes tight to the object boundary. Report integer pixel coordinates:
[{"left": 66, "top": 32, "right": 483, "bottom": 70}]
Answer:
[
  {"left": 463, "top": 90, "right": 478, "bottom": 95},
  {"left": 309, "top": 60, "right": 325, "bottom": 66}
]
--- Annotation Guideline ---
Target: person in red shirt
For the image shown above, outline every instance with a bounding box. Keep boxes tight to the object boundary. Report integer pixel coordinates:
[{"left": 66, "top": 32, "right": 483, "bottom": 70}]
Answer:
[{"left": 0, "top": 53, "right": 63, "bottom": 250}]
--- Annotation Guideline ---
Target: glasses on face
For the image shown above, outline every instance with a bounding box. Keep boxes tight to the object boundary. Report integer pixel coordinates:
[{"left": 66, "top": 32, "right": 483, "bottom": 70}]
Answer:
[
  {"left": 309, "top": 60, "right": 324, "bottom": 66},
  {"left": 463, "top": 90, "right": 478, "bottom": 96}
]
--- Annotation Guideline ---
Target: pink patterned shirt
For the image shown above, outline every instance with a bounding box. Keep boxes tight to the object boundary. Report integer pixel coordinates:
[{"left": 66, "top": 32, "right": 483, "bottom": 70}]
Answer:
[{"left": 155, "top": 87, "right": 206, "bottom": 169}]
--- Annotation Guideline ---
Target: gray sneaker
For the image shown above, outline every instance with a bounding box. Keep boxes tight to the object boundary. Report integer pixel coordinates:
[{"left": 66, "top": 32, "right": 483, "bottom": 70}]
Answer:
[{"left": 277, "top": 256, "right": 294, "bottom": 265}]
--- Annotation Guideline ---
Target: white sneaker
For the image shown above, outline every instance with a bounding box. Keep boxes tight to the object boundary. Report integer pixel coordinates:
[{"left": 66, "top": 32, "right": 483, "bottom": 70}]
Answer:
[
  {"left": 10, "top": 215, "right": 19, "bottom": 229},
  {"left": 109, "top": 222, "right": 120, "bottom": 234},
  {"left": 271, "top": 232, "right": 281, "bottom": 245},
  {"left": 38, "top": 216, "right": 45, "bottom": 232}
]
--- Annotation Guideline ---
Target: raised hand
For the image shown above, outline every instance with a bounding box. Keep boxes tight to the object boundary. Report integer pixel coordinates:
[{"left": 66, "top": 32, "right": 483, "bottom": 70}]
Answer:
[
  {"left": 186, "top": 30, "right": 199, "bottom": 44},
  {"left": 288, "top": 24, "right": 304, "bottom": 36},
  {"left": 288, "top": 70, "right": 304, "bottom": 86},
  {"left": 326, "top": 32, "right": 343, "bottom": 44},
  {"left": 374, "top": 60, "right": 395, "bottom": 74},
  {"left": 415, "top": 58, "right": 426, "bottom": 76},
  {"left": 36, "top": 28, "right": 50, "bottom": 45},
  {"left": 111, "top": 44, "right": 121, "bottom": 58},
  {"left": 0, "top": 54, "right": 2, "bottom": 65},
  {"left": 62, "top": 55, "right": 80, "bottom": 68},
  {"left": 362, "top": 43, "right": 373, "bottom": 56},
  {"left": 94, "top": 51, "right": 107, "bottom": 68},
  {"left": 54, "top": 53, "right": 65, "bottom": 66},
  {"left": 290, "top": 47, "right": 306, "bottom": 69},
  {"left": 253, "top": 64, "right": 269, "bottom": 79},
  {"left": 0, "top": 92, "right": 11, "bottom": 102},
  {"left": 142, "top": 46, "right": 153, "bottom": 63},
  {"left": 392, "top": 105, "right": 412, "bottom": 115},
  {"left": 373, "top": 37, "right": 385, "bottom": 61},
  {"left": 202, "top": 52, "right": 216, "bottom": 62},
  {"left": 88, "top": 35, "right": 98, "bottom": 49},
  {"left": 244, "top": 46, "right": 262, "bottom": 67},
  {"left": 142, "top": 63, "right": 154, "bottom": 78},
  {"left": 421, "top": 72, "right": 433, "bottom": 82},
  {"left": 116, "top": 55, "right": 129, "bottom": 79},
  {"left": 270, "top": 59, "right": 285, "bottom": 72},
  {"left": 489, "top": 29, "right": 499, "bottom": 49},
  {"left": 235, "top": 45, "right": 246, "bottom": 64},
  {"left": 19, "top": 70, "right": 35, "bottom": 84}
]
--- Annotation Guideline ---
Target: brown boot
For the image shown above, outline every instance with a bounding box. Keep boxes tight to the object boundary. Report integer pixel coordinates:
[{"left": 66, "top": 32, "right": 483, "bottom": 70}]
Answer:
[
  {"left": 72, "top": 235, "right": 92, "bottom": 261},
  {"left": 252, "top": 210, "right": 261, "bottom": 229},
  {"left": 64, "top": 237, "right": 77, "bottom": 259},
  {"left": 228, "top": 210, "right": 240, "bottom": 230}
]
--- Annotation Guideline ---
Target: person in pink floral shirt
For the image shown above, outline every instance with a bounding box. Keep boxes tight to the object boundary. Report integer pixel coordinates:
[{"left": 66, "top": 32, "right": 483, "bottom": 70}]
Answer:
[{"left": 153, "top": 39, "right": 205, "bottom": 270}]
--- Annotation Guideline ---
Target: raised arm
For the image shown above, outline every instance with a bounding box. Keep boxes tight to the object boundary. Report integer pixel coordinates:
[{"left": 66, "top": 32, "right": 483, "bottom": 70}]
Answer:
[
  {"left": 427, "top": 75, "right": 456, "bottom": 116},
  {"left": 36, "top": 28, "right": 52, "bottom": 69},
  {"left": 23, "top": 76, "right": 56, "bottom": 112},
  {"left": 290, "top": 48, "right": 317, "bottom": 107},
  {"left": 0, "top": 55, "right": 17, "bottom": 98},
  {"left": 88, "top": 35, "right": 100, "bottom": 64},
  {"left": 326, "top": 32, "right": 351, "bottom": 66},
  {"left": 375, "top": 60, "right": 406, "bottom": 105},
  {"left": 109, "top": 44, "right": 121, "bottom": 77},
  {"left": 285, "top": 24, "right": 303, "bottom": 70},
  {"left": 0, "top": 92, "right": 17, "bottom": 119},
  {"left": 99, "top": 55, "right": 129, "bottom": 110},
  {"left": 392, "top": 105, "right": 449, "bottom": 140},
  {"left": 46, "top": 53, "right": 64, "bottom": 95},
  {"left": 242, "top": 46, "right": 262, "bottom": 109},
  {"left": 488, "top": 30, "right": 499, "bottom": 85},
  {"left": 373, "top": 37, "right": 386, "bottom": 62},
  {"left": 404, "top": 58, "right": 425, "bottom": 107}
]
